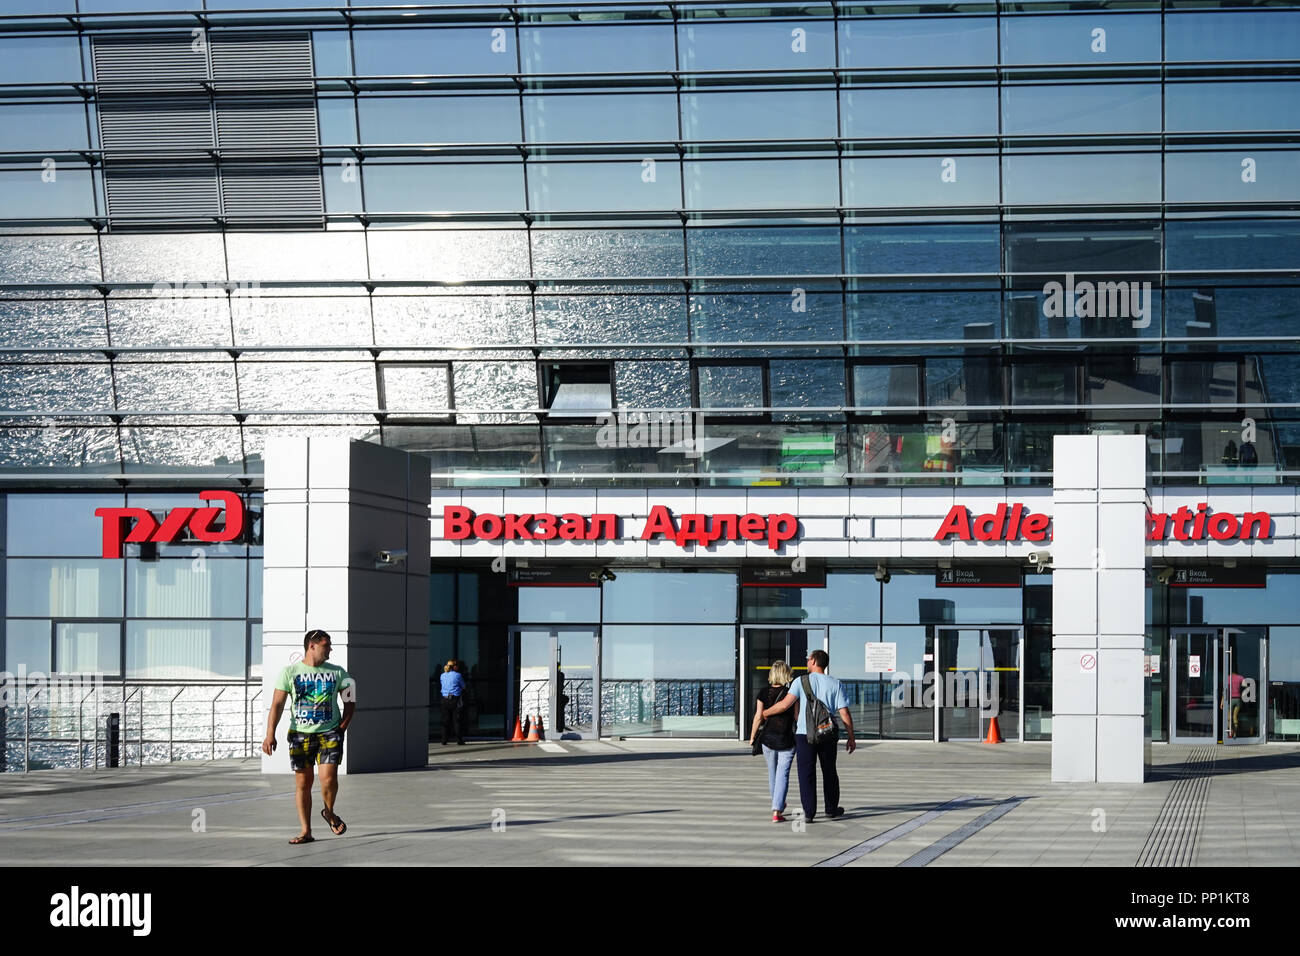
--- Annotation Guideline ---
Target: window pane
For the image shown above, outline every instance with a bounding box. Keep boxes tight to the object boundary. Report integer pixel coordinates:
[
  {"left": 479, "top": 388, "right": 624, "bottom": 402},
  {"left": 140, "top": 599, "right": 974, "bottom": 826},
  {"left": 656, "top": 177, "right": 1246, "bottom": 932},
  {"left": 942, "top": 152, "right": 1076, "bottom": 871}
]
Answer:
[
  {"left": 846, "top": 224, "right": 1000, "bottom": 274},
  {"left": 846, "top": 156, "right": 997, "bottom": 207},
  {"left": 108, "top": 295, "right": 230, "bottom": 348},
  {"left": 1005, "top": 221, "right": 1160, "bottom": 274},
  {"left": 360, "top": 95, "right": 520, "bottom": 145},
  {"left": 528, "top": 160, "right": 680, "bottom": 212},
  {"left": 0, "top": 103, "right": 90, "bottom": 151},
  {"left": 0, "top": 168, "right": 96, "bottom": 218},
  {"left": 854, "top": 365, "right": 920, "bottom": 408},
  {"left": 232, "top": 295, "right": 371, "bottom": 348},
  {"left": 691, "top": 291, "right": 842, "bottom": 345},
  {"left": 313, "top": 30, "right": 352, "bottom": 76},
  {"left": 1167, "top": 81, "right": 1300, "bottom": 133},
  {"left": 518, "top": 588, "right": 600, "bottom": 623},
  {"left": 7, "top": 493, "right": 124, "bottom": 557},
  {"left": 368, "top": 230, "right": 530, "bottom": 282},
  {"left": 1166, "top": 11, "right": 1300, "bottom": 61},
  {"left": 7, "top": 559, "right": 123, "bottom": 617},
  {"left": 1002, "top": 153, "right": 1160, "bottom": 205},
  {"left": 0, "top": 36, "right": 83, "bottom": 84},
  {"left": 1002, "top": 84, "right": 1160, "bottom": 135},
  {"left": 364, "top": 163, "right": 524, "bottom": 213},
  {"left": 374, "top": 291, "right": 531, "bottom": 346},
  {"left": 5, "top": 619, "right": 51, "bottom": 672},
  {"left": 126, "top": 620, "right": 245, "bottom": 678},
  {"left": 226, "top": 233, "right": 367, "bottom": 283},
  {"left": 1012, "top": 364, "right": 1079, "bottom": 406},
  {"left": 689, "top": 227, "right": 840, "bottom": 277},
  {"left": 101, "top": 233, "right": 225, "bottom": 284},
  {"left": 680, "top": 21, "right": 835, "bottom": 71},
  {"left": 0, "top": 362, "right": 114, "bottom": 413},
  {"left": 120, "top": 425, "right": 246, "bottom": 473},
  {"left": 533, "top": 229, "right": 681, "bottom": 279},
  {"left": 683, "top": 90, "right": 837, "bottom": 141},
  {"left": 526, "top": 93, "right": 677, "bottom": 144},
  {"left": 685, "top": 158, "right": 837, "bottom": 210},
  {"left": 380, "top": 365, "right": 452, "bottom": 415},
  {"left": 0, "top": 236, "right": 100, "bottom": 283},
  {"left": 56, "top": 622, "right": 119, "bottom": 675},
  {"left": 1166, "top": 220, "right": 1300, "bottom": 272},
  {"left": 840, "top": 17, "right": 996, "bottom": 68},
  {"left": 602, "top": 570, "right": 737, "bottom": 623},
  {"left": 317, "top": 96, "right": 356, "bottom": 145},
  {"left": 353, "top": 28, "right": 513, "bottom": 76},
  {"left": 1001, "top": 14, "right": 1161, "bottom": 65},
  {"left": 698, "top": 365, "right": 763, "bottom": 410},
  {"left": 1166, "top": 285, "right": 1300, "bottom": 341},
  {"left": 520, "top": 24, "right": 676, "bottom": 74},
  {"left": 1167, "top": 151, "right": 1300, "bottom": 204},
  {"left": 238, "top": 361, "right": 377, "bottom": 412},
  {"left": 127, "top": 559, "right": 247, "bottom": 618},
  {"left": 842, "top": 88, "right": 996, "bottom": 138},
  {"left": 849, "top": 291, "right": 1001, "bottom": 344},
  {"left": 883, "top": 572, "right": 1021, "bottom": 622},
  {"left": 114, "top": 361, "right": 238, "bottom": 413},
  {"left": 615, "top": 360, "right": 692, "bottom": 409}
]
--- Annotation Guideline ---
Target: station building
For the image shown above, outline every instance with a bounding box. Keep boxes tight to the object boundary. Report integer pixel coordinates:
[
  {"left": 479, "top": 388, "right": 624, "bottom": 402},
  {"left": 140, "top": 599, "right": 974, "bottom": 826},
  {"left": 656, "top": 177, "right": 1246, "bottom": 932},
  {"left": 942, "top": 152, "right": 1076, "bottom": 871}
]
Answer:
[{"left": 0, "top": 0, "right": 1298, "bottom": 777}]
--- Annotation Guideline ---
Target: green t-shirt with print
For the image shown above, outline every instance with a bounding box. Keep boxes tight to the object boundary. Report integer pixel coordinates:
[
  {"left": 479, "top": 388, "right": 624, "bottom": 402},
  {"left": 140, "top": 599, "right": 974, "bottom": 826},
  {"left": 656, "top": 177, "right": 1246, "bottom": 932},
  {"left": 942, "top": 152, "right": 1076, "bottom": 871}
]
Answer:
[{"left": 276, "top": 662, "right": 355, "bottom": 734}]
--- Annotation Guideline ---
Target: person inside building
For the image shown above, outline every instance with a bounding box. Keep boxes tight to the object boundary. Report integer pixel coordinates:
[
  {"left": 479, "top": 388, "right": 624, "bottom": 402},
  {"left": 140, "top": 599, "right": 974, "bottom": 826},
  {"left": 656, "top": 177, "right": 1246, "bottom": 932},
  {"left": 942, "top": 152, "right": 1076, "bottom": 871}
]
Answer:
[
  {"left": 751, "top": 660, "right": 797, "bottom": 822},
  {"left": 441, "top": 659, "right": 466, "bottom": 745}
]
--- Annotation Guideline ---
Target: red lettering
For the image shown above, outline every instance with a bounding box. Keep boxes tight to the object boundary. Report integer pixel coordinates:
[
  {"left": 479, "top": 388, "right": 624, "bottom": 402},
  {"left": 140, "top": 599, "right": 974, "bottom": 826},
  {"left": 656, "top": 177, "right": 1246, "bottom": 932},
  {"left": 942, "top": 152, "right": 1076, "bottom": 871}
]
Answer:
[
  {"left": 189, "top": 491, "right": 246, "bottom": 543},
  {"left": 1021, "top": 513, "right": 1050, "bottom": 542},
  {"left": 739, "top": 514, "right": 766, "bottom": 541},
  {"left": 933, "top": 506, "right": 972, "bottom": 541},
  {"left": 587, "top": 514, "right": 617, "bottom": 540},
  {"left": 474, "top": 513, "right": 504, "bottom": 539},
  {"left": 641, "top": 505, "right": 677, "bottom": 542},
  {"left": 93, "top": 507, "right": 157, "bottom": 559},
  {"left": 533, "top": 513, "right": 559, "bottom": 540},
  {"left": 767, "top": 514, "right": 797, "bottom": 551},
  {"left": 502, "top": 513, "right": 535, "bottom": 539},
  {"left": 1239, "top": 511, "right": 1270, "bottom": 540},
  {"left": 558, "top": 514, "right": 587, "bottom": 540},
  {"left": 1208, "top": 513, "right": 1238, "bottom": 541},
  {"left": 973, "top": 504, "right": 1008, "bottom": 542},
  {"left": 444, "top": 506, "right": 473, "bottom": 540}
]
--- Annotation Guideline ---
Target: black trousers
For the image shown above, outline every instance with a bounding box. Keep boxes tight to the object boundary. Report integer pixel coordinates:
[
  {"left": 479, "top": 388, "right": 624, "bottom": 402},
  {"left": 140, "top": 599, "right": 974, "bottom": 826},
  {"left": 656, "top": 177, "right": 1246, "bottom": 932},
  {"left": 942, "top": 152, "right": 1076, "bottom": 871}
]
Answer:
[
  {"left": 794, "top": 733, "right": 840, "bottom": 820},
  {"left": 440, "top": 695, "right": 463, "bottom": 743}
]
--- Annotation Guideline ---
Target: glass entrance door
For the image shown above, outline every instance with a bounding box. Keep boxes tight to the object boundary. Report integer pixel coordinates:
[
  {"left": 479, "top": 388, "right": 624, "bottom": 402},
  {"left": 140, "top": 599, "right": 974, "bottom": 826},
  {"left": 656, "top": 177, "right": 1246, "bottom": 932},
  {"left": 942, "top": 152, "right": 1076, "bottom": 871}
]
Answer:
[
  {"left": 1171, "top": 629, "right": 1217, "bottom": 743},
  {"left": 935, "top": 627, "right": 1022, "bottom": 741},
  {"left": 740, "top": 627, "right": 827, "bottom": 740},
  {"left": 1222, "top": 627, "right": 1266, "bottom": 745},
  {"left": 509, "top": 627, "right": 600, "bottom": 739}
]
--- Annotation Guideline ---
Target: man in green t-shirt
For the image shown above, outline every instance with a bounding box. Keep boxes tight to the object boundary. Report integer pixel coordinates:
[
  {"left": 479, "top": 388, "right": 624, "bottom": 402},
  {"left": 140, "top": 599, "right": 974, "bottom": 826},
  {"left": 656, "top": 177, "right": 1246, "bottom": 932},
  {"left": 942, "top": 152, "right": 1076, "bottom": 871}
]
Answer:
[{"left": 262, "top": 629, "right": 356, "bottom": 845}]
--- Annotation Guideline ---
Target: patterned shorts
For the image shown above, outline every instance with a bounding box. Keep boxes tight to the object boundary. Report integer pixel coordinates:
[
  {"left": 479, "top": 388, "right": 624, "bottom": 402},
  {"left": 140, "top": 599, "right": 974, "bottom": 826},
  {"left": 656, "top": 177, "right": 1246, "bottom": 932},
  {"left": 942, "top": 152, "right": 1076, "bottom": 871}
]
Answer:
[{"left": 287, "top": 729, "right": 344, "bottom": 771}]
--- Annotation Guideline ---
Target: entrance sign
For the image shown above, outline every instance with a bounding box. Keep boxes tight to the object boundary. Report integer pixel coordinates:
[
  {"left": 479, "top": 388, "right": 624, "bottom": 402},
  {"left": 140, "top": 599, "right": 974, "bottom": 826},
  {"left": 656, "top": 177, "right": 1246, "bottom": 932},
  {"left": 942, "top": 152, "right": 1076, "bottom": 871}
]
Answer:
[
  {"left": 94, "top": 490, "right": 246, "bottom": 559},
  {"left": 741, "top": 565, "right": 826, "bottom": 587},
  {"left": 936, "top": 566, "right": 1022, "bottom": 588},
  {"left": 507, "top": 567, "right": 599, "bottom": 587},
  {"left": 865, "top": 643, "right": 897, "bottom": 674},
  {"left": 1168, "top": 566, "right": 1267, "bottom": 589}
]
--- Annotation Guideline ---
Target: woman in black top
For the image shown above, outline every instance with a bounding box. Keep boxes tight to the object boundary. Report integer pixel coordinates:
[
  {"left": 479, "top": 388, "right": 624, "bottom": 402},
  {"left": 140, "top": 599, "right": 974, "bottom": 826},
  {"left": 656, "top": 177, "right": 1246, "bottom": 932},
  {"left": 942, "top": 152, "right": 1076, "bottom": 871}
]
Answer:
[{"left": 750, "top": 659, "right": 798, "bottom": 822}]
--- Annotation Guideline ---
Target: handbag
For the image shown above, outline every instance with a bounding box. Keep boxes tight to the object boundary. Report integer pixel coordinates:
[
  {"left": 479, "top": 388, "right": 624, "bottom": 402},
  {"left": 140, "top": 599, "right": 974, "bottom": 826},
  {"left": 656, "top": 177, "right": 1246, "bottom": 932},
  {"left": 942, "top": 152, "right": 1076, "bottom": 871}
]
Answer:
[{"left": 751, "top": 727, "right": 764, "bottom": 756}]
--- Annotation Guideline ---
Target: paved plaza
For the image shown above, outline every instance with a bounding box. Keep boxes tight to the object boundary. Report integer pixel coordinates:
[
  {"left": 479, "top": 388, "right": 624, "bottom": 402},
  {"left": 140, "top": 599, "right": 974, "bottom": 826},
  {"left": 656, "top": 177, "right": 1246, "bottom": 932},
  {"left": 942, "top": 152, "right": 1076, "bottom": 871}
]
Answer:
[{"left": 0, "top": 740, "right": 1297, "bottom": 867}]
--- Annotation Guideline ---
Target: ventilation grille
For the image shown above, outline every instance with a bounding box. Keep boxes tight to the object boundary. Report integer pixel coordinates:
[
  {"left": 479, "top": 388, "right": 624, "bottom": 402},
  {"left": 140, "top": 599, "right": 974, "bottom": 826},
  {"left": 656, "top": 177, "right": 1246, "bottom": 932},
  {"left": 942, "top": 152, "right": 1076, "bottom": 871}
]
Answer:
[{"left": 92, "top": 31, "right": 322, "bottom": 229}]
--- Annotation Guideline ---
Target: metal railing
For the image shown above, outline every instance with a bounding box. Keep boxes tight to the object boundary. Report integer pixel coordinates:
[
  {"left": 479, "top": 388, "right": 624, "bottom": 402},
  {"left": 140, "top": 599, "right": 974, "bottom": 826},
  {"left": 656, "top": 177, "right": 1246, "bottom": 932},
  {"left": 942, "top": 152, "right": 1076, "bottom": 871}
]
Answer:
[
  {"left": 519, "top": 676, "right": 736, "bottom": 730},
  {"left": 0, "top": 678, "right": 263, "bottom": 774}
]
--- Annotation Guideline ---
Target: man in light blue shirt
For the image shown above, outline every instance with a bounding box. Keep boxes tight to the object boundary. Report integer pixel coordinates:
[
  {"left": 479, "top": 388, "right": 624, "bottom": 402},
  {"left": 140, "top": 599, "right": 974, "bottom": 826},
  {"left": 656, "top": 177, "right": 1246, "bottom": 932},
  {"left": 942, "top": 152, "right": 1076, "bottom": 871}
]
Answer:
[{"left": 759, "top": 649, "right": 855, "bottom": 821}]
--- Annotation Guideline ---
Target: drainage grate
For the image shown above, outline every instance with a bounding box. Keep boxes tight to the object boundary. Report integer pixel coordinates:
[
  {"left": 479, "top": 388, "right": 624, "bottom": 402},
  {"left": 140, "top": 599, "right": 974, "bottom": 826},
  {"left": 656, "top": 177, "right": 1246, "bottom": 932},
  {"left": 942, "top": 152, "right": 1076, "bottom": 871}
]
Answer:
[{"left": 1136, "top": 746, "right": 1216, "bottom": 867}]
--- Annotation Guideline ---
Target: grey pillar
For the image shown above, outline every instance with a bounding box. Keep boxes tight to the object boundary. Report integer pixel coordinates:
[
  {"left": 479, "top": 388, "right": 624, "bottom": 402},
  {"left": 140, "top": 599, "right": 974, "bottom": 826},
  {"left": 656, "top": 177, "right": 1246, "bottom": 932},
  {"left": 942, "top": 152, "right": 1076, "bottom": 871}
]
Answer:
[
  {"left": 261, "top": 438, "right": 431, "bottom": 774},
  {"left": 1051, "top": 435, "right": 1150, "bottom": 782}
]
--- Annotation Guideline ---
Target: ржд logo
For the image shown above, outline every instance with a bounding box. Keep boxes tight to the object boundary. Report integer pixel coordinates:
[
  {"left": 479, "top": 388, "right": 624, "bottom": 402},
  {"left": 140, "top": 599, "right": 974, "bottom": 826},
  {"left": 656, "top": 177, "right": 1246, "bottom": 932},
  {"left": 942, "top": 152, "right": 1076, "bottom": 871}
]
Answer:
[{"left": 94, "top": 491, "right": 246, "bottom": 559}]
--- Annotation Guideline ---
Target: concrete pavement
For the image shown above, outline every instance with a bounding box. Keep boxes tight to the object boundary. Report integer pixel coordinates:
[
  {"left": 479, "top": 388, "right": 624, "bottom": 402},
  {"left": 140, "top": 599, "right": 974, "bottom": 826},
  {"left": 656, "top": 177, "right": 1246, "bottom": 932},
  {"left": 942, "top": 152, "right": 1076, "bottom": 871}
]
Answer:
[{"left": 1, "top": 740, "right": 1297, "bottom": 866}]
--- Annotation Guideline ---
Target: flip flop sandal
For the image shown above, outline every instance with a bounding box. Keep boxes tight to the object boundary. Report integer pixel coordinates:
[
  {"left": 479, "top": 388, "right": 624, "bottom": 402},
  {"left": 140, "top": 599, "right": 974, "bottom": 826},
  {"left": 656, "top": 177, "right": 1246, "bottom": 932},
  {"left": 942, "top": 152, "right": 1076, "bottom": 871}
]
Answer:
[
  {"left": 321, "top": 808, "right": 347, "bottom": 836},
  {"left": 289, "top": 834, "right": 315, "bottom": 845}
]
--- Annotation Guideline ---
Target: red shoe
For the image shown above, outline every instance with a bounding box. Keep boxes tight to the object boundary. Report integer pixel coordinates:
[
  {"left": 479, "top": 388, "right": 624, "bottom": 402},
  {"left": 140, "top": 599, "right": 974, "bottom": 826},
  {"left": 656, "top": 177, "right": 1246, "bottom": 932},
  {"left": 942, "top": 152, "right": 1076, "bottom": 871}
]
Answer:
[{"left": 772, "top": 811, "right": 787, "bottom": 823}]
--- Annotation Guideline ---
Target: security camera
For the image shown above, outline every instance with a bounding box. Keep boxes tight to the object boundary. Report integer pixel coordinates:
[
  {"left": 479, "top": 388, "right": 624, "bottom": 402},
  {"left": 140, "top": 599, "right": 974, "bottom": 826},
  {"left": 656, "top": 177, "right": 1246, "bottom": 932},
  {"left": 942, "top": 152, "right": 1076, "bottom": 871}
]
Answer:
[
  {"left": 1027, "top": 550, "right": 1052, "bottom": 571},
  {"left": 874, "top": 563, "right": 890, "bottom": 584},
  {"left": 588, "top": 568, "right": 617, "bottom": 582},
  {"left": 1156, "top": 566, "right": 1175, "bottom": 585},
  {"left": 374, "top": 549, "right": 407, "bottom": 567}
]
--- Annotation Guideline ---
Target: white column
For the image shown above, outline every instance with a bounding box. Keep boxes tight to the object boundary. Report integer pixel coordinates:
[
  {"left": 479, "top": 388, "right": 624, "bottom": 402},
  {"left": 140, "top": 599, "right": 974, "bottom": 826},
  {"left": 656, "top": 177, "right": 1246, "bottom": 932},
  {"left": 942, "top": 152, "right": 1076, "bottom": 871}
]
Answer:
[
  {"left": 1051, "top": 434, "right": 1148, "bottom": 782},
  {"left": 261, "top": 437, "right": 431, "bottom": 774}
]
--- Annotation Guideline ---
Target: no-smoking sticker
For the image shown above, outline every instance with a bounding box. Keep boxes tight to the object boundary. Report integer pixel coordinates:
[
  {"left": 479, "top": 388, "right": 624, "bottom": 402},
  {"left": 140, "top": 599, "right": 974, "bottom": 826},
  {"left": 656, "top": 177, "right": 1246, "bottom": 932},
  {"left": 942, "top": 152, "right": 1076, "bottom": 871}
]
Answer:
[
  {"left": 1080, "top": 653, "right": 1097, "bottom": 674},
  {"left": 1189, "top": 655, "right": 1201, "bottom": 678}
]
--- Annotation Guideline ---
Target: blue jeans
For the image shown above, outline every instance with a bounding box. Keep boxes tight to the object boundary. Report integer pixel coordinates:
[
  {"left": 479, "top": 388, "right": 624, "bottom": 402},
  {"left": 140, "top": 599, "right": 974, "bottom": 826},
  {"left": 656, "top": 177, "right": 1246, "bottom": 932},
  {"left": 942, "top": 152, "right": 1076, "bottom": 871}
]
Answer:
[{"left": 762, "top": 744, "right": 795, "bottom": 812}]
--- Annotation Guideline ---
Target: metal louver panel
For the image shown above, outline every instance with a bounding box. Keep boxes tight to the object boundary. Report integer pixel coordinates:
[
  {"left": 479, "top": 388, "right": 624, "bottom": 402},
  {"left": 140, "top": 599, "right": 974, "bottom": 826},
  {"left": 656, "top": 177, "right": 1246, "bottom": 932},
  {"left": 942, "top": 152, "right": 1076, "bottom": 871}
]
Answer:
[
  {"left": 103, "top": 167, "right": 221, "bottom": 225},
  {"left": 92, "top": 30, "right": 322, "bottom": 229},
  {"left": 221, "top": 166, "right": 323, "bottom": 225},
  {"left": 211, "top": 32, "right": 314, "bottom": 93},
  {"left": 216, "top": 99, "right": 319, "bottom": 155},
  {"left": 98, "top": 97, "right": 214, "bottom": 158},
  {"left": 92, "top": 34, "right": 209, "bottom": 94}
]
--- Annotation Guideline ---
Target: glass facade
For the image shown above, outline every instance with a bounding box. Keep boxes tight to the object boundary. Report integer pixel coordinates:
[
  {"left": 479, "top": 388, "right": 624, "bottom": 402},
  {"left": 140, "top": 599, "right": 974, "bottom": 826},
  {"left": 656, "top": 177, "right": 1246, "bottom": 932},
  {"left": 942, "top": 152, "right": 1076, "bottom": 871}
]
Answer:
[{"left": 1, "top": 0, "right": 1298, "bottom": 754}]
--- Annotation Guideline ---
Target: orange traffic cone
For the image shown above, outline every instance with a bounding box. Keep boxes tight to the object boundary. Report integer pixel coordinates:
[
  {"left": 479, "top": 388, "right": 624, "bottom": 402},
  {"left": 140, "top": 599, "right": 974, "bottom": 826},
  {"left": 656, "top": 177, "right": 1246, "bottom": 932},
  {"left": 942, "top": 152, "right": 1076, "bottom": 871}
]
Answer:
[
  {"left": 535, "top": 715, "right": 545, "bottom": 741},
  {"left": 525, "top": 716, "right": 540, "bottom": 742},
  {"left": 983, "top": 715, "right": 1004, "bottom": 744},
  {"left": 509, "top": 715, "right": 524, "bottom": 742}
]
